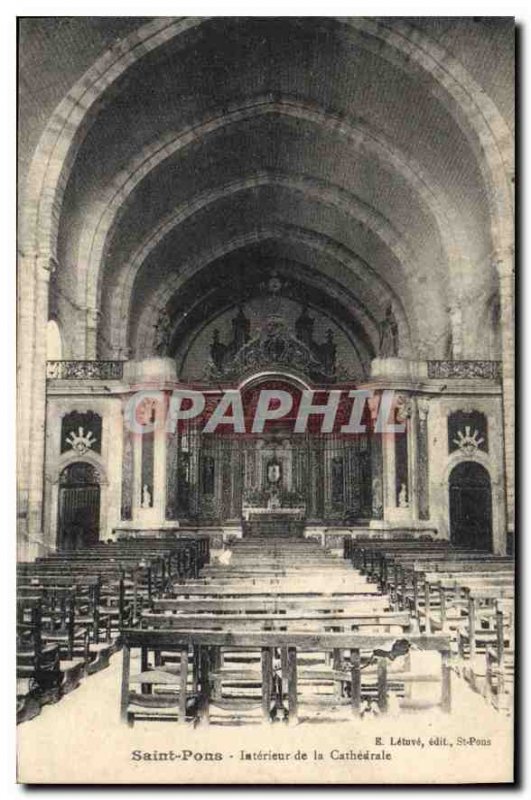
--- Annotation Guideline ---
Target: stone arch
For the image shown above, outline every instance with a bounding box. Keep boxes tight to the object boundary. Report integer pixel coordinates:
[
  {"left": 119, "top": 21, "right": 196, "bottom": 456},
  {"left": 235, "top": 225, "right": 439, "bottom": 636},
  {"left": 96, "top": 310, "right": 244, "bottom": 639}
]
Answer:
[
  {"left": 17, "top": 16, "right": 515, "bottom": 553},
  {"left": 105, "top": 172, "right": 419, "bottom": 356},
  {"left": 175, "top": 292, "right": 370, "bottom": 384},
  {"left": 79, "top": 98, "right": 460, "bottom": 351},
  {"left": 54, "top": 450, "right": 109, "bottom": 485},
  {"left": 54, "top": 458, "right": 105, "bottom": 550},
  {"left": 237, "top": 370, "right": 312, "bottom": 393},
  {"left": 20, "top": 16, "right": 512, "bottom": 267},
  {"left": 130, "top": 226, "right": 414, "bottom": 362}
]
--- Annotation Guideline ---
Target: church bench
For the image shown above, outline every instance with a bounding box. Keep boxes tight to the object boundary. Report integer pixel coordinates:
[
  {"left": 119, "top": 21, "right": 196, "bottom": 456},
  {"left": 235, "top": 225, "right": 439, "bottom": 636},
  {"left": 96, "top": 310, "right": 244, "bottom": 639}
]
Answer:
[
  {"left": 110, "top": 534, "right": 210, "bottom": 565},
  {"left": 185, "top": 571, "right": 370, "bottom": 586},
  {"left": 139, "top": 609, "right": 412, "bottom": 633},
  {"left": 376, "top": 554, "right": 512, "bottom": 609},
  {"left": 161, "top": 584, "right": 382, "bottom": 597},
  {"left": 17, "top": 596, "right": 87, "bottom": 701},
  {"left": 418, "top": 571, "right": 514, "bottom": 631},
  {"left": 344, "top": 536, "right": 439, "bottom": 559},
  {"left": 456, "top": 590, "right": 514, "bottom": 660},
  {"left": 359, "top": 548, "right": 459, "bottom": 587},
  {"left": 17, "top": 600, "right": 62, "bottom": 722},
  {"left": 388, "top": 560, "right": 514, "bottom": 615},
  {"left": 35, "top": 534, "right": 209, "bottom": 580},
  {"left": 484, "top": 602, "right": 515, "bottom": 712},
  {"left": 374, "top": 550, "right": 509, "bottom": 592},
  {"left": 143, "top": 598, "right": 410, "bottom": 697},
  {"left": 349, "top": 541, "right": 451, "bottom": 576},
  {"left": 103, "top": 537, "right": 210, "bottom": 577},
  {"left": 17, "top": 580, "right": 122, "bottom": 696},
  {"left": 119, "top": 628, "right": 452, "bottom": 726},
  {"left": 28, "top": 588, "right": 94, "bottom": 666},
  {"left": 405, "top": 569, "right": 514, "bottom": 635},
  {"left": 152, "top": 596, "right": 393, "bottom": 615},
  {"left": 18, "top": 572, "right": 135, "bottom": 634}
]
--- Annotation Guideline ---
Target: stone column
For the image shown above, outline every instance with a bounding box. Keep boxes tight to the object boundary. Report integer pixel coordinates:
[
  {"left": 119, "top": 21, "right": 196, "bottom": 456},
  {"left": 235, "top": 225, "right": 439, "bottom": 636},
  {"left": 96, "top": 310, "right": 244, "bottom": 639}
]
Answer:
[
  {"left": 124, "top": 357, "right": 177, "bottom": 528},
  {"left": 416, "top": 399, "right": 430, "bottom": 520},
  {"left": 496, "top": 258, "right": 515, "bottom": 540},
  {"left": 106, "top": 400, "right": 125, "bottom": 537},
  {"left": 85, "top": 307, "right": 100, "bottom": 359},
  {"left": 153, "top": 408, "right": 167, "bottom": 520},
  {"left": 407, "top": 399, "right": 419, "bottom": 519},
  {"left": 382, "top": 393, "right": 415, "bottom": 526},
  {"left": 18, "top": 253, "right": 53, "bottom": 559},
  {"left": 133, "top": 431, "right": 143, "bottom": 520},
  {"left": 17, "top": 254, "right": 37, "bottom": 558},
  {"left": 382, "top": 426, "right": 397, "bottom": 517}
]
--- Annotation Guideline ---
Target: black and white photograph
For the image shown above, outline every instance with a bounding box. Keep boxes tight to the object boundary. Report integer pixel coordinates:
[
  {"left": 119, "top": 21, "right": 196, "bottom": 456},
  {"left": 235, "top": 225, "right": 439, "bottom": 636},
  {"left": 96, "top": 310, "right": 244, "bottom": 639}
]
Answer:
[{"left": 14, "top": 11, "right": 515, "bottom": 785}]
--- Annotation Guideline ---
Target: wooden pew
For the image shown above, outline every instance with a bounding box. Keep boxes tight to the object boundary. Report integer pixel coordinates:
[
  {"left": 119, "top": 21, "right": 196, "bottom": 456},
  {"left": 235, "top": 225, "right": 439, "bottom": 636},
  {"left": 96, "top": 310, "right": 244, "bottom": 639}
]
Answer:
[
  {"left": 484, "top": 601, "right": 515, "bottom": 712},
  {"left": 17, "top": 600, "right": 62, "bottom": 723},
  {"left": 397, "top": 562, "right": 513, "bottom": 622},
  {"left": 152, "top": 596, "right": 393, "bottom": 614},
  {"left": 120, "top": 628, "right": 452, "bottom": 726}
]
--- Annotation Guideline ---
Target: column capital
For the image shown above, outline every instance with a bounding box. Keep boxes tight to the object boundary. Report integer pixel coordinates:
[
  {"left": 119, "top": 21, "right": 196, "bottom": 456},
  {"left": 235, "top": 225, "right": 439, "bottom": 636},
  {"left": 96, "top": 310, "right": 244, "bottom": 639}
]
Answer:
[
  {"left": 395, "top": 393, "right": 413, "bottom": 422},
  {"left": 27, "top": 253, "right": 58, "bottom": 283}
]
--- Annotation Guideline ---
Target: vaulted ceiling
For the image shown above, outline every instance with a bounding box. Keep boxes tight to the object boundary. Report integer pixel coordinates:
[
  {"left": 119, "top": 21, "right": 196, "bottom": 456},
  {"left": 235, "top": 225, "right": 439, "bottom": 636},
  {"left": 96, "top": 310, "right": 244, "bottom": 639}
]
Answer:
[{"left": 19, "top": 17, "right": 514, "bottom": 368}]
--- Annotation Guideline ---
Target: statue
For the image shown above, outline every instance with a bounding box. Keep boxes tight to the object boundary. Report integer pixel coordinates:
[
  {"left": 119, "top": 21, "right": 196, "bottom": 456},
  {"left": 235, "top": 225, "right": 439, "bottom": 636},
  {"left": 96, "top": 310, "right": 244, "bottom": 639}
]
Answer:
[
  {"left": 210, "top": 329, "right": 226, "bottom": 369},
  {"left": 372, "top": 477, "right": 383, "bottom": 518},
  {"left": 153, "top": 308, "right": 172, "bottom": 356},
  {"left": 398, "top": 483, "right": 409, "bottom": 508},
  {"left": 321, "top": 328, "right": 336, "bottom": 376},
  {"left": 230, "top": 306, "right": 251, "bottom": 353},
  {"left": 141, "top": 484, "right": 152, "bottom": 509},
  {"left": 295, "top": 305, "right": 314, "bottom": 346},
  {"left": 378, "top": 304, "right": 399, "bottom": 358}
]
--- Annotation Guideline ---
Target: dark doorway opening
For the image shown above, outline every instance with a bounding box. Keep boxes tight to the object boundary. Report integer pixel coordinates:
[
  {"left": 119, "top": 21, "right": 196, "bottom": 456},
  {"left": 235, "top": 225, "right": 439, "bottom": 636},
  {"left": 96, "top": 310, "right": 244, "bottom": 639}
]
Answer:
[
  {"left": 449, "top": 461, "right": 492, "bottom": 551},
  {"left": 58, "top": 462, "right": 101, "bottom": 550}
]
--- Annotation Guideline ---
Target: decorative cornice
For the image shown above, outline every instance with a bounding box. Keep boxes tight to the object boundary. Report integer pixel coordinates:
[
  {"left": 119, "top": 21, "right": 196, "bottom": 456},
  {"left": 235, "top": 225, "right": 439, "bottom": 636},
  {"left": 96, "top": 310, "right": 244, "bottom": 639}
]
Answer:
[{"left": 427, "top": 360, "right": 502, "bottom": 380}]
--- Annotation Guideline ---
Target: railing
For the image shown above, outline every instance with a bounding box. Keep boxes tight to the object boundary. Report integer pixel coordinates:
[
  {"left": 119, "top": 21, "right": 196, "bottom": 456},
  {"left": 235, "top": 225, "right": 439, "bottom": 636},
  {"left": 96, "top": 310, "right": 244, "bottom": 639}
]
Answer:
[
  {"left": 46, "top": 360, "right": 124, "bottom": 380},
  {"left": 427, "top": 360, "right": 502, "bottom": 380}
]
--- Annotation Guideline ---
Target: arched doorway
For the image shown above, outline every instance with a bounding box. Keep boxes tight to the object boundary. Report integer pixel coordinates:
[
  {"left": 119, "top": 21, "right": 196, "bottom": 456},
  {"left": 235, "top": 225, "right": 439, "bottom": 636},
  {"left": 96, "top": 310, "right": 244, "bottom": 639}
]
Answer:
[
  {"left": 58, "top": 462, "right": 101, "bottom": 550},
  {"left": 449, "top": 461, "right": 492, "bottom": 551}
]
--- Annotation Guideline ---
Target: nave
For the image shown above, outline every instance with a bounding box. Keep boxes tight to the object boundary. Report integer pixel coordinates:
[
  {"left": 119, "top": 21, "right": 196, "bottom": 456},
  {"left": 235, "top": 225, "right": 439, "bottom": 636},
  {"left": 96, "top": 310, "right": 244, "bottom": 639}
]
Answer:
[{"left": 17, "top": 528, "right": 514, "bottom": 730}]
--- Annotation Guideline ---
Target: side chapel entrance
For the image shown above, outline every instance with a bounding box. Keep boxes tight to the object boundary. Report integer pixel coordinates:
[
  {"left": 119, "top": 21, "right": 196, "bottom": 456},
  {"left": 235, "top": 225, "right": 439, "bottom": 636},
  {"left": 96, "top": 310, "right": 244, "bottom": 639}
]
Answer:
[
  {"left": 58, "top": 462, "right": 101, "bottom": 550},
  {"left": 449, "top": 461, "right": 493, "bottom": 551}
]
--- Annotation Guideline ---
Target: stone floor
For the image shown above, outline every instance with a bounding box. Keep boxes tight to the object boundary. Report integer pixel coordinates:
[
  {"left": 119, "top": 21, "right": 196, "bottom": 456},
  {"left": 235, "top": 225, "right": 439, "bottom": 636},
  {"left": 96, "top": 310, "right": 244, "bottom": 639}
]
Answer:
[{"left": 17, "top": 649, "right": 513, "bottom": 784}]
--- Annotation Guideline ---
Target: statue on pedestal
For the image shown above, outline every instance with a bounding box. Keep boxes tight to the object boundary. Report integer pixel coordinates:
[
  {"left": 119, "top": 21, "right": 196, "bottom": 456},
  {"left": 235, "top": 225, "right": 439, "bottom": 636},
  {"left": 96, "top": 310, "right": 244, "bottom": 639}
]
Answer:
[
  {"left": 378, "top": 304, "right": 399, "bottom": 357},
  {"left": 210, "top": 328, "right": 226, "bottom": 370},
  {"left": 321, "top": 328, "right": 336, "bottom": 376},
  {"left": 372, "top": 477, "right": 383, "bottom": 518},
  {"left": 153, "top": 308, "right": 172, "bottom": 356},
  {"left": 141, "top": 484, "right": 152, "bottom": 509},
  {"left": 398, "top": 483, "right": 409, "bottom": 508}
]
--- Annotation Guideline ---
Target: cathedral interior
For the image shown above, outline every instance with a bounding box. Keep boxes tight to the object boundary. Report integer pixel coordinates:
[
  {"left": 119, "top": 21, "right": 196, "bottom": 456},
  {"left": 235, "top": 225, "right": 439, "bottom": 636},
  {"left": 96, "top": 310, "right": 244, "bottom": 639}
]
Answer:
[
  {"left": 18, "top": 17, "right": 514, "bottom": 558},
  {"left": 15, "top": 18, "right": 517, "bottom": 767}
]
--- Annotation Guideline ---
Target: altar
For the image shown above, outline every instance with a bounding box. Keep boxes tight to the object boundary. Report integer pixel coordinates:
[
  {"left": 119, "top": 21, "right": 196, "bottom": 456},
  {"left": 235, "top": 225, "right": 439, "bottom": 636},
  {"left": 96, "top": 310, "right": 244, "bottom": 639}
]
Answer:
[{"left": 242, "top": 506, "right": 306, "bottom": 521}]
